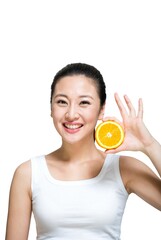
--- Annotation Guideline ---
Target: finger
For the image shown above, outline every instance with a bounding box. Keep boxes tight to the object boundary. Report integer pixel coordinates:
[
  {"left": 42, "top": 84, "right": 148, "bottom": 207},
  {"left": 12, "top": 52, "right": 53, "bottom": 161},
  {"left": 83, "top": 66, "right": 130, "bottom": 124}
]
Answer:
[
  {"left": 137, "top": 98, "right": 143, "bottom": 118},
  {"left": 124, "top": 95, "right": 136, "bottom": 117},
  {"left": 114, "top": 93, "right": 128, "bottom": 119},
  {"left": 105, "top": 149, "right": 118, "bottom": 154}
]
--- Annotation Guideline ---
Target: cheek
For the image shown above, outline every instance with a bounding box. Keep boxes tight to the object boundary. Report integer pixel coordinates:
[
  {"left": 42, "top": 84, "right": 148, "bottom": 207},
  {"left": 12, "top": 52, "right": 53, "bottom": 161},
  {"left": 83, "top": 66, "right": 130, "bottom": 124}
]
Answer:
[
  {"left": 51, "top": 105, "right": 64, "bottom": 118},
  {"left": 51, "top": 111, "right": 63, "bottom": 135},
  {"left": 51, "top": 108, "right": 63, "bottom": 129},
  {"left": 83, "top": 108, "right": 101, "bottom": 123}
]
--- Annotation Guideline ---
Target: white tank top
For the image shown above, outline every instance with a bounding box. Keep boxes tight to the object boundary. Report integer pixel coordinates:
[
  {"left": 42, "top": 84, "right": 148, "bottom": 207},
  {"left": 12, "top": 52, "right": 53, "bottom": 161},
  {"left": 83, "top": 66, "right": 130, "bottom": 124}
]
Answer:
[{"left": 31, "top": 154, "right": 128, "bottom": 240}]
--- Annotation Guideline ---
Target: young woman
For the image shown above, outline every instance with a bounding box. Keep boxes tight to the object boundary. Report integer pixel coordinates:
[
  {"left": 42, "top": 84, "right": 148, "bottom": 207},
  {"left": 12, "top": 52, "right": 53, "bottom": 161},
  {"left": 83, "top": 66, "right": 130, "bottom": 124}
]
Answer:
[{"left": 5, "top": 63, "right": 161, "bottom": 240}]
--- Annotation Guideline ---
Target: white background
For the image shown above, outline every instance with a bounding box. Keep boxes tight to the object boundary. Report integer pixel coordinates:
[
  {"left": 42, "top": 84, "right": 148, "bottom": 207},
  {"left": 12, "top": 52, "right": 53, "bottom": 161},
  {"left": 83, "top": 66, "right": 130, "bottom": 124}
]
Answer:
[{"left": 0, "top": 0, "right": 161, "bottom": 239}]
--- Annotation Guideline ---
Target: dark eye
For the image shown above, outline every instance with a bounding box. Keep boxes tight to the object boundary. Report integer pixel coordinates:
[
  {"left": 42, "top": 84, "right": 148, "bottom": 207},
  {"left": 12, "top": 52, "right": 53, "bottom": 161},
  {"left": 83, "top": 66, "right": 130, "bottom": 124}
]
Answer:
[
  {"left": 57, "top": 100, "right": 67, "bottom": 105},
  {"left": 80, "top": 101, "right": 91, "bottom": 105}
]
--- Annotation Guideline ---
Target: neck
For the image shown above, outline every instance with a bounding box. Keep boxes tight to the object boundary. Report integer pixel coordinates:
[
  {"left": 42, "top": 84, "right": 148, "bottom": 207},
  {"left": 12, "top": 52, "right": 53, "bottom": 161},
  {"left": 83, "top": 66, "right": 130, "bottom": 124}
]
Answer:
[{"left": 57, "top": 139, "right": 101, "bottom": 163}]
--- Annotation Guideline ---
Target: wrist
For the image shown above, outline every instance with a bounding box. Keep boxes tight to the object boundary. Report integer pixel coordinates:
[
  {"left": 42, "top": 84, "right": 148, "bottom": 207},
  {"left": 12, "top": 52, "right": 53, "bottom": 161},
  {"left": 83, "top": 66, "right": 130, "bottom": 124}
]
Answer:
[{"left": 143, "top": 138, "right": 161, "bottom": 157}]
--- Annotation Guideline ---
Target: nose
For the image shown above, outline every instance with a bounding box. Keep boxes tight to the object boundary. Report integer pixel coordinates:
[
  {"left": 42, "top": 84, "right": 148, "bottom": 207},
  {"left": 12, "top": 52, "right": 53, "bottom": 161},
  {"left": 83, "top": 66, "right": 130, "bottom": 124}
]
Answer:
[{"left": 65, "top": 104, "right": 79, "bottom": 121}]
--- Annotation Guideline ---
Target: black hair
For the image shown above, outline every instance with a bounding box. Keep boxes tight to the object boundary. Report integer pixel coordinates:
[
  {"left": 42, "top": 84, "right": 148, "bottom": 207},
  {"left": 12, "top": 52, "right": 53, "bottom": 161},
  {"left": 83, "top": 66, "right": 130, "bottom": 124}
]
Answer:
[{"left": 50, "top": 63, "right": 106, "bottom": 107}]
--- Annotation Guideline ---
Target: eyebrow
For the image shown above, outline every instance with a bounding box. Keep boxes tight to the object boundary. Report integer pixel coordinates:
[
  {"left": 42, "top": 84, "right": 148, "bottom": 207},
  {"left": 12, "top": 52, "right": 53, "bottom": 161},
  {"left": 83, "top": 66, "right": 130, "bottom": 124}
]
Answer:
[
  {"left": 54, "top": 94, "right": 94, "bottom": 100},
  {"left": 54, "top": 94, "right": 68, "bottom": 99}
]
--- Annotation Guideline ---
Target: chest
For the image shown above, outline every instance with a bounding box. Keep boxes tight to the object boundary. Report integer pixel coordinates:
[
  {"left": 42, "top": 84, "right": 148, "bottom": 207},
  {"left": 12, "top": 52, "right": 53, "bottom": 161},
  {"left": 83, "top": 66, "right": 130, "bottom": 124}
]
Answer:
[
  {"left": 32, "top": 179, "right": 127, "bottom": 235},
  {"left": 46, "top": 160, "right": 105, "bottom": 181}
]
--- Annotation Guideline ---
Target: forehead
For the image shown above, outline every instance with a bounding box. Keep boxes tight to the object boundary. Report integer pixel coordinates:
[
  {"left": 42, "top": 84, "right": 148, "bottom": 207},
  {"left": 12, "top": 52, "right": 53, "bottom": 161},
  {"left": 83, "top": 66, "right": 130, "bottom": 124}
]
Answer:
[{"left": 54, "top": 75, "right": 98, "bottom": 96}]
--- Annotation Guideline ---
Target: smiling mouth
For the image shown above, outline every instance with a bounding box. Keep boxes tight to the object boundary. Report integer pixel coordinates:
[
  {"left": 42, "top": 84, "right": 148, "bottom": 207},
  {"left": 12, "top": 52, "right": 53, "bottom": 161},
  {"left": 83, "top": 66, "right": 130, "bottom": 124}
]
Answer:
[{"left": 63, "top": 123, "right": 83, "bottom": 129}]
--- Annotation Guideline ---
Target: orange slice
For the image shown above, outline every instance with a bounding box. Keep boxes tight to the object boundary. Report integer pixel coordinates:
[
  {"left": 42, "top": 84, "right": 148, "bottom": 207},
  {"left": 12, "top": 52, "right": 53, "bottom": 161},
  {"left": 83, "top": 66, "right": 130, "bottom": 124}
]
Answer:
[{"left": 95, "top": 121, "right": 124, "bottom": 149}]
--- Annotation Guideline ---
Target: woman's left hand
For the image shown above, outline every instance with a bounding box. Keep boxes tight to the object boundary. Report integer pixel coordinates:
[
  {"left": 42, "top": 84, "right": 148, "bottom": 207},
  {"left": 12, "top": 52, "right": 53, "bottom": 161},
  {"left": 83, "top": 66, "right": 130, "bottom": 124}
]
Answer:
[{"left": 103, "top": 93, "right": 155, "bottom": 154}]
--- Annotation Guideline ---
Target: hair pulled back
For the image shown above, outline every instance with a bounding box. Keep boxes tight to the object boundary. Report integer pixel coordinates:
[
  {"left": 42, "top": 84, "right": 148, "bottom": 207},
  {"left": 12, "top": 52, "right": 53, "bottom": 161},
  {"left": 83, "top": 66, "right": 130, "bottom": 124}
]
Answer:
[{"left": 50, "top": 63, "right": 106, "bottom": 107}]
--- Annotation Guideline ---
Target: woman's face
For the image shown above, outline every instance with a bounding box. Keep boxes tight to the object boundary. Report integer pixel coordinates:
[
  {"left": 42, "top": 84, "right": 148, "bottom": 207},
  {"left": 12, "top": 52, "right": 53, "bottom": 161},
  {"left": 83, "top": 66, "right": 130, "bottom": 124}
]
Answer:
[{"left": 51, "top": 75, "right": 105, "bottom": 145}]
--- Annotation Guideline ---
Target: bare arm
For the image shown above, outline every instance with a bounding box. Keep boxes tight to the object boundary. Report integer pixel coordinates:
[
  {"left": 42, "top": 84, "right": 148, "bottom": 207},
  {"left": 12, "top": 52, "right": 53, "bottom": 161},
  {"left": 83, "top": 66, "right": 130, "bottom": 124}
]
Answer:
[
  {"left": 104, "top": 93, "right": 161, "bottom": 210},
  {"left": 120, "top": 155, "right": 161, "bottom": 211},
  {"left": 5, "top": 161, "right": 32, "bottom": 240}
]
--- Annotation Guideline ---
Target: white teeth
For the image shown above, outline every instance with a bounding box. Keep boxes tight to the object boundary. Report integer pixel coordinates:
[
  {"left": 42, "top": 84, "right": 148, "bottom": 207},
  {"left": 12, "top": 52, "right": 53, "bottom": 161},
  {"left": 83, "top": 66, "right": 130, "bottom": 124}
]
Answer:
[{"left": 64, "top": 124, "right": 82, "bottom": 129}]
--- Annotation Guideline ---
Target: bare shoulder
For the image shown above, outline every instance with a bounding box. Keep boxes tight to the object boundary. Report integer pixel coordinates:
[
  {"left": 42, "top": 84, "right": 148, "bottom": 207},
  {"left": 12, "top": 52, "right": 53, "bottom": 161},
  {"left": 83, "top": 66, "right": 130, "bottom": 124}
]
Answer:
[
  {"left": 119, "top": 155, "right": 161, "bottom": 210},
  {"left": 11, "top": 160, "right": 32, "bottom": 195},
  {"left": 120, "top": 155, "right": 146, "bottom": 171},
  {"left": 119, "top": 155, "right": 153, "bottom": 173},
  {"left": 6, "top": 161, "right": 32, "bottom": 239},
  {"left": 14, "top": 160, "right": 31, "bottom": 178},
  {"left": 119, "top": 155, "right": 159, "bottom": 194}
]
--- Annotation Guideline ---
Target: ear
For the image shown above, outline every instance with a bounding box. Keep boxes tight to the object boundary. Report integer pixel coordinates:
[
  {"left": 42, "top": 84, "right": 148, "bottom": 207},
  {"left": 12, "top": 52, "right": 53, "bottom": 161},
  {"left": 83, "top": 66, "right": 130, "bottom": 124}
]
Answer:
[{"left": 98, "top": 103, "right": 106, "bottom": 120}]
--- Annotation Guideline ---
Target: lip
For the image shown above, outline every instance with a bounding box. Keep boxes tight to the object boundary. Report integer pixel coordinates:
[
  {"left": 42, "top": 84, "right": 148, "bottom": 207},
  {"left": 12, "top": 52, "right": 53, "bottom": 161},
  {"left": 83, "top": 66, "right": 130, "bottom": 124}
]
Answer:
[{"left": 63, "top": 122, "right": 83, "bottom": 134}]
